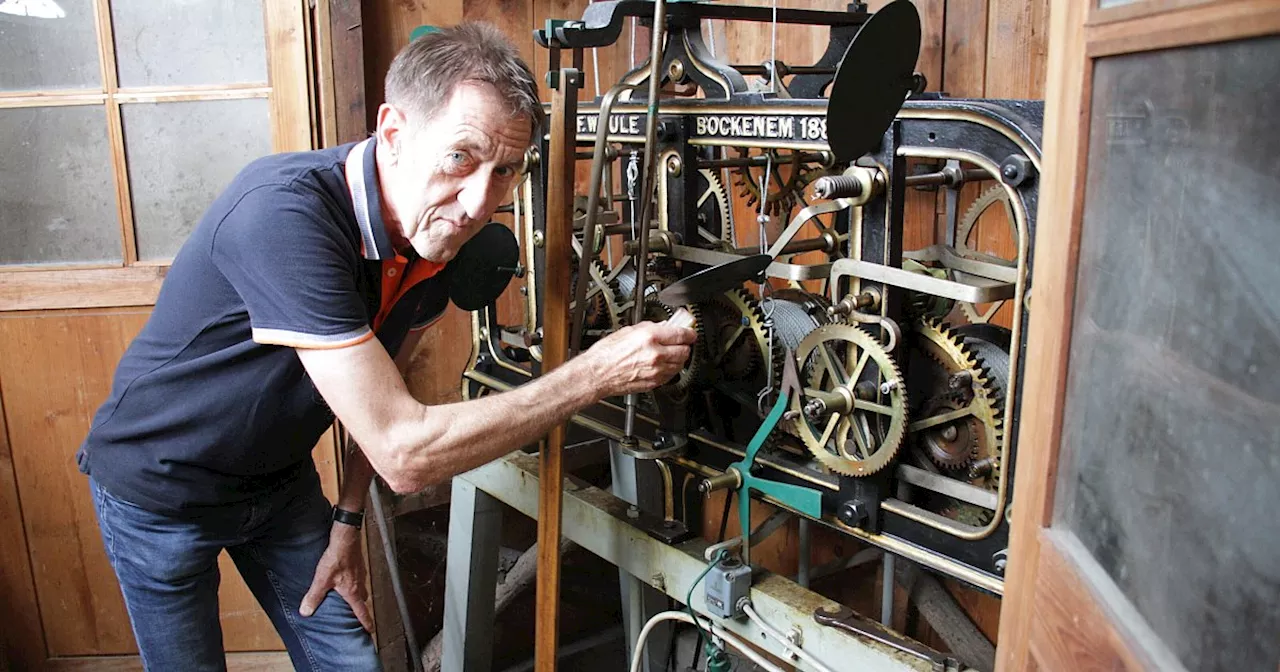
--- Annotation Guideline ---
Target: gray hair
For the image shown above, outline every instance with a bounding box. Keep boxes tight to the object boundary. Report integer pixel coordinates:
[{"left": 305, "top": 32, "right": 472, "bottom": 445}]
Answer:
[{"left": 384, "top": 22, "right": 543, "bottom": 135}]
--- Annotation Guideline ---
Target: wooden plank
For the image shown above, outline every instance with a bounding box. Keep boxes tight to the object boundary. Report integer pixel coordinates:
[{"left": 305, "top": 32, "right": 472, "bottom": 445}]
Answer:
[
  {"left": 1027, "top": 534, "right": 1150, "bottom": 671},
  {"left": 942, "top": 0, "right": 989, "bottom": 97},
  {"left": 0, "top": 380, "right": 46, "bottom": 667},
  {"left": 44, "top": 651, "right": 293, "bottom": 671},
  {"left": 0, "top": 311, "right": 287, "bottom": 655},
  {"left": 361, "top": 0, "right": 463, "bottom": 131},
  {"left": 1086, "top": 0, "right": 1280, "bottom": 57},
  {"left": 329, "top": 0, "right": 368, "bottom": 144},
  {"left": 985, "top": 0, "right": 1049, "bottom": 99},
  {"left": 111, "top": 88, "right": 272, "bottom": 104},
  {"left": 994, "top": 0, "right": 1091, "bottom": 668},
  {"left": 0, "top": 267, "right": 167, "bottom": 312},
  {"left": 534, "top": 67, "right": 580, "bottom": 672},
  {"left": 0, "top": 311, "right": 152, "bottom": 655},
  {"left": 264, "top": 0, "right": 315, "bottom": 152}
]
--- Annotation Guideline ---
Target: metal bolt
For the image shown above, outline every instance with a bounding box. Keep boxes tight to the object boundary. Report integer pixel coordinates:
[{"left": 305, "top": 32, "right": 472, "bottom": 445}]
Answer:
[
  {"left": 627, "top": 506, "right": 640, "bottom": 520},
  {"left": 992, "top": 549, "right": 1009, "bottom": 575},
  {"left": 665, "top": 154, "right": 683, "bottom": 177},
  {"left": 879, "top": 379, "right": 899, "bottom": 395},
  {"left": 838, "top": 501, "right": 867, "bottom": 527},
  {"left": 531, "top": 230, "right": 545, "bottom": 248},
  {"left": 804, "top": 398, "right": 828, "bottom": 420},
  {"left": 940, "top": 425, "right": 958, "bottom": 442}
]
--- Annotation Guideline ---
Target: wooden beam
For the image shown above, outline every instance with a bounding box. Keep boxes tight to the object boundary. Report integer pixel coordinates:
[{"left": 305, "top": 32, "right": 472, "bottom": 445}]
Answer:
[
  {"left": 535, "top": 60, "right": 582, "bottom": 672},
  {"left": 329, "top": 0, "right": 368, "bottom": 144},
  {"left": 0, "top": 267, "right": 167, "bottom": 312},
  {"left": 0, "top": 382, "right": 46, "bottom": 667}
]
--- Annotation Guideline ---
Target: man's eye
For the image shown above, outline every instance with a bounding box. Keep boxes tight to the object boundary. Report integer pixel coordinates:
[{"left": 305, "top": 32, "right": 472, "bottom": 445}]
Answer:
[
  {"left": 449, "top": 151, "right": 466, "bottom": 164},
  {"left": 495, "top": 166, "right": 514, "bottom": 178}
]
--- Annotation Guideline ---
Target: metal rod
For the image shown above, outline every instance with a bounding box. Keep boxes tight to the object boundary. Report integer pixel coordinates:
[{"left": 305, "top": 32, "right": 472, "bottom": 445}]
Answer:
[
  {"left": 534, "top": 51, "right": 583, "bottom": 672},
  {"left": 369, "top": 480, "right": 425, "bottom": 672},
  {"left": 696, "top": 152, "right": 826, "bottom": 169},
  {"left": 904, "top": 167, "right": 990, "bottom": 188},
  {"left": 569, "top": 78, "right": 643, "bottom": 356},
  {"left": 621, "top": 0, "right": 668, "bottom": 451},
  {"left": 798, "top": 518, "right": 811, "bottom": 589},
  {"left": 881, "top": 553, "right": 896, "bottom": 627},
  {"left": 732, "top": 64, "right": 837, "bottom": 76},
  {"left": 735, "top": 235, "right": 832, "bottom": 256}
]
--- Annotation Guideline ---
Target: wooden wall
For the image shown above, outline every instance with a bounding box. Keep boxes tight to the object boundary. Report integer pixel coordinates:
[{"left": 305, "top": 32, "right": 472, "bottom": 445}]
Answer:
[{"left": 360, "top": 0, "right": 1047, "bottom": 659}]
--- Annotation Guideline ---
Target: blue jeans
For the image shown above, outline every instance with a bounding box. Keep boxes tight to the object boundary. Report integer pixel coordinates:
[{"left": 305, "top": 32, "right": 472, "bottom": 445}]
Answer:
[{"left": 90, "top": 476, "right": 380, "bottom": 672}]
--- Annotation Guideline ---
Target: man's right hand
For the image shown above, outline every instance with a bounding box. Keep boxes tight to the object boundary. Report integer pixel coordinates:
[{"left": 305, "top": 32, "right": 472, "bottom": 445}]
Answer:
[{"left": 577, "top": 320, "right": 698, "bottom": 399}]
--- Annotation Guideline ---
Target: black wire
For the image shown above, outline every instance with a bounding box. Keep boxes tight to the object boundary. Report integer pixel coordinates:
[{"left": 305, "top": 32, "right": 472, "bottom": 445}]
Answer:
[{"left": 717, "top": 491, "right": 735, "bottom": 543}]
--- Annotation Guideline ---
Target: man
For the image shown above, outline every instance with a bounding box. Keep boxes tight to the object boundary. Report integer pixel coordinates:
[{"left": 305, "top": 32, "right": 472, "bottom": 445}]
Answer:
[{"left": 77, "top": 22, "right": 696, "bottom": 671}]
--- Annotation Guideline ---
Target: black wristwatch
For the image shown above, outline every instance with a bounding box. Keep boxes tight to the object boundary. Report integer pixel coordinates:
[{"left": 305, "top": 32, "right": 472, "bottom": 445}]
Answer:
[{"left": 332, "top": 506, "right": 365, "bottom": 530}]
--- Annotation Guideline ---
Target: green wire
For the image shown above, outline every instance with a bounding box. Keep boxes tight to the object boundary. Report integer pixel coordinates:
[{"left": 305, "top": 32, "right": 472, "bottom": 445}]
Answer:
[{"left": 685, "top": 549, "right": 731, "bottom": 653}]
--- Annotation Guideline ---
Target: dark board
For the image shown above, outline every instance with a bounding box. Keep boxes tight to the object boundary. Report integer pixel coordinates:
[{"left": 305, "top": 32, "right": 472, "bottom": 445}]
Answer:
[{"left": 1053, "top": 35, "right": 1280, "bottom": 671}]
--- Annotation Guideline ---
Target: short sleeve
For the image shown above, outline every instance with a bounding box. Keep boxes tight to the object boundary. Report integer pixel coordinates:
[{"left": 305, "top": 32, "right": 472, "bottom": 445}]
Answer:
[{"left": 210, "top": 184, "right": 373, "bottom": 349}]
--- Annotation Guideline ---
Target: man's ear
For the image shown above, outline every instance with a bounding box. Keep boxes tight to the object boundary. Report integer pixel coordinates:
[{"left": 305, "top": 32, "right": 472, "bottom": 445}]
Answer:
[{"left": 375, "top": 103, "right": 407, "bottom": 162}]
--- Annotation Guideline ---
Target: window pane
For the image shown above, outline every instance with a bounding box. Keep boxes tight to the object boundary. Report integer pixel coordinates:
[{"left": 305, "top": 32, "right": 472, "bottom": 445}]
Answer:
[
  {"left": 122, "top": 98, "right": 272, "bottom": 261},
  {"left": 1054, "top": 36, "right": 1280, "bottom": 671},
  {"left": 0, "top": 106, "right": 120, "bottom": 265},
  {"left": 0, "top": 0, "right": 101, "bottom": 91},
  {"left": 111, "top": 0, "right": 266, "bottom": 88}
]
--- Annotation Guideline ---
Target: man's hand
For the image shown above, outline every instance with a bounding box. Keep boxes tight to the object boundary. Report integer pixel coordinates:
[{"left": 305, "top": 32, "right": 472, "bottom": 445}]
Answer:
[
  {"left": 299, "top": 521, "right": 373, "bottom": 631},
  {"left": 577, "top": 319, "right": 698, "bottom": 399}
]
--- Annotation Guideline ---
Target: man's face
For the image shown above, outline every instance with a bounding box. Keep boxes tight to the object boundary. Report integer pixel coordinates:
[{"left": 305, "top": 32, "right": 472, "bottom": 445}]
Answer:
[{"left": 378, "top": 82, "right": 532, "bottom": 263}]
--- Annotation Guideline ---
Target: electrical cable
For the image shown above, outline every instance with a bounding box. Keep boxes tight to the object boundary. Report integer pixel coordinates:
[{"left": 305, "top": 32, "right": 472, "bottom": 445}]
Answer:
[
  {"left": 629, "top": 611, "right": 785, "bottom": 672},
  {"left": 740, "top": 601, "right": 838, "bottom": 672}
]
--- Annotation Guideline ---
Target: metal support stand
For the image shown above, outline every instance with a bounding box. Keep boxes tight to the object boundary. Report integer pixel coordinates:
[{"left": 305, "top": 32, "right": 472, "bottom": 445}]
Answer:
[
  {"left": 442, "top": 478, "right": 503, "bottom": 672},
  {"left": 446, "top": 453, "right": 946, "bottom": 672},
  {"left": 610, "top": 444, "right": 673, "bottom": 672},
  {"left": 881, "top": 553, "right": 896, "bottom": 627}
]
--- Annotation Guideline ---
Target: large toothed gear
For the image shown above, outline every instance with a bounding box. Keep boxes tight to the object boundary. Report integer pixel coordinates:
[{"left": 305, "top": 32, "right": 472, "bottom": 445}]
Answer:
[
  {"left": 700, "top": 288, "right": 770, "bottom": 383},
  {"left": 637, "top": 294, "right": 706, "bottom": 396},
  {"left": 732, "top": 148, "right": 818, "bottom": 219},
  {"left": 694, "top": 168, "right": 734, "bottom": 247},
  {"left": 790, "top": 323, "right": 908, "bottom": 477},
  {"left": 906, "top": 318, "right": 1005, "bottom": 483}
]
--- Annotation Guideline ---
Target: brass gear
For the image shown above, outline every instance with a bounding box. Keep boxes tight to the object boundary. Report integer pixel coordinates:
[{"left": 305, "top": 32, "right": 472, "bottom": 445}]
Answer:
[
  {"left": 906, "top": 318, "right": 1004, "bottom": 485},
  {"left": 637, "top": 295, "right": 705, "bottom": 395},
  {"left": 790, "top": 324, "right": 908, "bottom": 477},
  {"left": 956, "top": 185, "right": 1018, "bottom": 324},
  {"left": 700, "top": 288, "right": 770, "bottom": 382},
  {"left": 694, "top": 168, "right": 734, "bottom": 247},
  {"left": 732, "top": 148, "right": 818, "bottom": 219}
]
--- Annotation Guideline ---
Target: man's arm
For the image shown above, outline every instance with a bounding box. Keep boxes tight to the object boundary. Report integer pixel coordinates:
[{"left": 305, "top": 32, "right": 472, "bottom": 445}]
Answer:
[
  {"left": 298, "top": 320, "right": 694, "bottom": 493},
  {"left": 330, "top": 327, "right": 425, "bottom": 516}
]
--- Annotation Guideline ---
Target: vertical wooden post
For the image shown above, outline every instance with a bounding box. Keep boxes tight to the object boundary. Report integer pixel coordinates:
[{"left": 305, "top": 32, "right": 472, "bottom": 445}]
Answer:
[{"left": 535, "top": 59, "right": 581, "bottom": 672}]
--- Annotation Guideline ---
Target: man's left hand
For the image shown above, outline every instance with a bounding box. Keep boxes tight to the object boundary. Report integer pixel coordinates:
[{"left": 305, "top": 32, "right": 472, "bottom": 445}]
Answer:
[{"left": 299, "top": 521, "right": 374, "bottom": 631}]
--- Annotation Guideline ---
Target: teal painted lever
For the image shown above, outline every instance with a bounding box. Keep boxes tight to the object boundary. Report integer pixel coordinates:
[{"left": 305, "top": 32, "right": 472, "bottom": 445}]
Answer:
[{"left": 726, "top": 350, "right": 824, "bottom": 566}]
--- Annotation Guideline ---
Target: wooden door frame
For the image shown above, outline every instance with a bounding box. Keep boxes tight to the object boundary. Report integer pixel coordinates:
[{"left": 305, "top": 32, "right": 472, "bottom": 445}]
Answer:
[{"left": 995, "top": 1, "right": 1280, "bottom": 670}]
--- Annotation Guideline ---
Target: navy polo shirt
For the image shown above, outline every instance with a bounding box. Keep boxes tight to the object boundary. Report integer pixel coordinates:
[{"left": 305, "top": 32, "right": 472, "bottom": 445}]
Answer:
[{"left": 77, "top": 139, "right": 450, "bottom": 514}]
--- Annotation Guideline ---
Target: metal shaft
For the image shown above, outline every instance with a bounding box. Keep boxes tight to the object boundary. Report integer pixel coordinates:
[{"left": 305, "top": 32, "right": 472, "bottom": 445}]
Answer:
[
  {"left": 621, "top": 0, "right": 668, "bottom": 449},
  {"left": 569, "top": 79, "right": 643, "bottom": 357}
]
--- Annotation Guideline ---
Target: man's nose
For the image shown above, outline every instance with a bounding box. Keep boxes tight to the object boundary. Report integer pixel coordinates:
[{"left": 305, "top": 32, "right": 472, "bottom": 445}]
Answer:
[{"left": 458, "top": 171, "right": 499, "bottom": 222}]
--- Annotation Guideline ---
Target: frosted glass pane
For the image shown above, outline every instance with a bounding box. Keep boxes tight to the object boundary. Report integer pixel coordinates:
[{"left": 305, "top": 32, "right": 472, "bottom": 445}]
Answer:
[
  {"left": 111, "top": 0, "right": 267, "bottom": 87},
  {"left": 121, "top": 98, "right": 272, "bottom": 261},
  {"left": 1054, "top": 36, "right": 1280, "bottom": 672},
  {"left": 0, "top": 106, "right": 119, "bottom": 265},
  {"left": 0, "top": 0, "right": 101, "bottom": 91}
]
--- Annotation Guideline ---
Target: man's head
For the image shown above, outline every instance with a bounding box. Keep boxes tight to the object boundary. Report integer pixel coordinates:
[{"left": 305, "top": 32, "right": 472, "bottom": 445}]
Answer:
[{"left": 375, "top": 22, "right": 541, "bottom": 263}]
